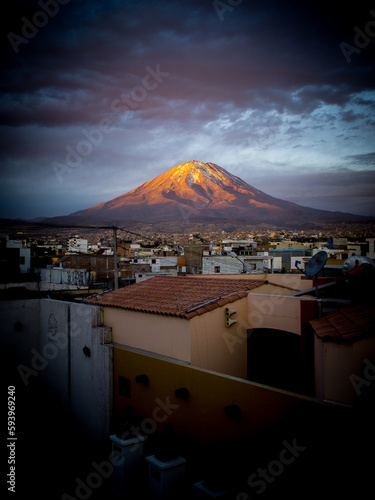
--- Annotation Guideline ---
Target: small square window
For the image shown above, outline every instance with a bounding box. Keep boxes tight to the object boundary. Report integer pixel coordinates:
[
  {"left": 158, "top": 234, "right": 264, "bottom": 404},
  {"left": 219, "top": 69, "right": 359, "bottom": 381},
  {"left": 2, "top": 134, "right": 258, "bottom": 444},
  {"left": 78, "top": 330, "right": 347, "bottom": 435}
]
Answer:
[
  {"left": 214, "top": 266, "right": 220, "bottom": 273},
  {"left": 118, "top": 376, "right": 131, "bottom": 398}
]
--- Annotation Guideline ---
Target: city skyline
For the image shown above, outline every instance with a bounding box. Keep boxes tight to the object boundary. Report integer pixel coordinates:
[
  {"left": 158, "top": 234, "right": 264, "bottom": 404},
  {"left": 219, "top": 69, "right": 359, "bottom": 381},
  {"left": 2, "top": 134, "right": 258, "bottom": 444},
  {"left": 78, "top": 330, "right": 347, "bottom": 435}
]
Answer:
[{"left": 1, "top": 0, "right": 375, "bottom": 220}]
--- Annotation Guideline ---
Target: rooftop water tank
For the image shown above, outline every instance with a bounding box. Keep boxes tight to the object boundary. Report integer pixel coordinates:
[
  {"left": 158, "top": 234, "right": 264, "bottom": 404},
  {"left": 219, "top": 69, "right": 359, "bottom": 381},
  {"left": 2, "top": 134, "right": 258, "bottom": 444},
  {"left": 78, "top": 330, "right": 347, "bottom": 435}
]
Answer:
[{"left": 342, "top": 255, "right": 375, "bottom": 275}]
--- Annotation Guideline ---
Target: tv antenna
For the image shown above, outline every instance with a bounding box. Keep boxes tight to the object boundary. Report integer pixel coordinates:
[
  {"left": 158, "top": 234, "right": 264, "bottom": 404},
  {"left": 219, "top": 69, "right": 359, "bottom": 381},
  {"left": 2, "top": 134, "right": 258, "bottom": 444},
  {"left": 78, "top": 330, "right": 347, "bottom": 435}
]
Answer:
[
  {"left": 295, "top": 250, "right": 328, "bottom": 298},
  {"left": 229, "top": 251, "right": 250, "bottom": 273}
]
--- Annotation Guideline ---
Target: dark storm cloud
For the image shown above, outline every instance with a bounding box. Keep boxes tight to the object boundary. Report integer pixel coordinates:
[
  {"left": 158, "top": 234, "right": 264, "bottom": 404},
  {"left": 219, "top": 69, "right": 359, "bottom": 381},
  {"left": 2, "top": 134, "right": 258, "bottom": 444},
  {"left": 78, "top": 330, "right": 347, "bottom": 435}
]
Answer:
[
  {"left": 3, "top": 0, "right": 374, "bottom": 127},
  {"left": 344, "top": 152, "right": 375, "bottom": 167}
]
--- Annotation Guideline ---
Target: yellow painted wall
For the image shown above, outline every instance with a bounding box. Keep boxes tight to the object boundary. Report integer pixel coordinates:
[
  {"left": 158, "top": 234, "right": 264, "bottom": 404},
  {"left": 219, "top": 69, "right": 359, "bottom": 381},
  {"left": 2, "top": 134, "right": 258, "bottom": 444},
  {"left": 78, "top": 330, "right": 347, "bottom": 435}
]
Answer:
[
  {"left": 190, "top": 297, "right": 248, "bottom": 379},
  {"left": 103, "top": 291, "right": 307, "bottom": 382},
  {"left": 104, "top": 307, "right": 191, "bottom": 362},
  {"left": 254, "top": 283, "right": 299, "bottom": 295},
  {"left": 247, "top": 293, "right": 305, "bottom": 335},
  {"left": 261, "top": 274, "right": 313, "bottom": 291},
  {"left": 327, "top": 258, "right": 345, "bottom": 265},
  {"left": 113, "top": 347, "right": 316, "bottom": 446},
  {"left": 103, "top": 298, "right": 250, "bottom": 379},
  {"left": 193, "top": 274, "right": 314, "bottom": 291},
  {"left": 314, "top": 336, "right": 375, "bottom": 404}
]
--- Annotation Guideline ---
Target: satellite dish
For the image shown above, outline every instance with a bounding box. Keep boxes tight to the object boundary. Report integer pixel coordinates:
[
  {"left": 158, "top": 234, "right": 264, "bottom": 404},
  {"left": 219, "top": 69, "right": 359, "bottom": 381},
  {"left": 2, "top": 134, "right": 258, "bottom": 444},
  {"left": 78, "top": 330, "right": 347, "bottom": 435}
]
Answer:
[
  {"left": 295, "top": 251, "right": 327, "bottom": 298},
  {"left": 304, "top": 251, "right": 328, "bottom": 278}
]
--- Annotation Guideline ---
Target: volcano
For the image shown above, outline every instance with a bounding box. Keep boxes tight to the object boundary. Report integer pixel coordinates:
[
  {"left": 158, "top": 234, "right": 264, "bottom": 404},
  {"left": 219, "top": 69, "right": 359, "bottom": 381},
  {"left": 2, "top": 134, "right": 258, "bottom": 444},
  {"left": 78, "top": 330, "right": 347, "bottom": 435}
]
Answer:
[{"left": 50, "top": 161, "right": 369, "bottom": 226}]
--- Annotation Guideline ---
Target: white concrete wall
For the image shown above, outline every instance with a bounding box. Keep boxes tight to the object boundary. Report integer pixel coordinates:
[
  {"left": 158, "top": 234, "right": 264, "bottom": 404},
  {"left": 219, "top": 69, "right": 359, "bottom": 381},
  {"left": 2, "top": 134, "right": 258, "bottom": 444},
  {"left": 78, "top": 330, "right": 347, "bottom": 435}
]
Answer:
[
  {"left": 39, "top": 299, "right": 70, "bottom": 407},
  {"left": 5, "top": 239, "right": 30, "bottom": 273},
  {"left": 40, "top": 268, "right": 89, "bottom": 286},
  {"left": 20, "top": 247, "right": 31, "bottom": 273},
  {"left": 202, "top": 256, "right": 244, "bottom": 274},
  {"left": 68, "top": 238, "right": 88, "bottom": 253},
  {"left": 69, "top": 303, "right": 113, "bottom": 443},
  {"left": 366, "top": 238, "right": 375, "bottom": 259},
  {"left": 0, "top": 299, "right": 113, "bottom": 445},
  {"left": 0, "top": 299, "right": 41, "bottom": 365}
]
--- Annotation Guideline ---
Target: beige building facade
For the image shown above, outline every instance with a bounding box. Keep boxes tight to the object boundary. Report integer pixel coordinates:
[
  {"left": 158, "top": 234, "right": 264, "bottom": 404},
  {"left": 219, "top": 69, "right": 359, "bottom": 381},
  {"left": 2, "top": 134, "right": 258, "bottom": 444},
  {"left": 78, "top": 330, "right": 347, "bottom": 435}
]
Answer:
[{"left": 92, "top": 275, "right": 317, "bottom": 381}]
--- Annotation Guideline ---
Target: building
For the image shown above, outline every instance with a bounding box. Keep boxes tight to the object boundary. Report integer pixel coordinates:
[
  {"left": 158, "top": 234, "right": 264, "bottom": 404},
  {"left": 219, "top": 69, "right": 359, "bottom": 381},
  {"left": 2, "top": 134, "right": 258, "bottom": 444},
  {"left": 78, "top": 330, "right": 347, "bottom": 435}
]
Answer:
[
  {"left": 183, "top": 244, "right": 209, "bottom": 274},
  {"left": 82, "top": 273, "right": 324, "bottom": 413},
  {"left": 39, "top": 267, "right": 89, "bottom": 290},
  {"left": 56, "top": 251, "right": 185, "bottom": 285},
  {"left": 221, "top": 239, "right": 257, "bottom": 255},
  {"left": 85, "top": 276, "right": 268, "bottom": 379},
  {"left": 0, "top": 236, "right": 31, "bottom": 278},
  {"left": 2, "top": 259, "right": 375, "bottom": 498},
  {"left": 269, "top": 248, "right": 310, "bottom": 272},
  {"left": 56, "top": 253, "right": 117, "bottom": 283},
  {"left": 310, "top": 304, "right": 375, "bottom": 404},
  {"left": 366, "top": 238, "right": 375, "bottom": 259},
  {"left": 83, "top": 267, "right": 375, "bottom": 412},
  {"left": 271, "top": 240, "right": 313, "bottom": 250},
  {"left": 67, "top": 237, "right": 88, "bottom": 253},
  {"left": 202, "top": 254, "right": 278, "bottom": 274},
  {"left": 121, "top": 255, "right": 186, "bottom": 278}
]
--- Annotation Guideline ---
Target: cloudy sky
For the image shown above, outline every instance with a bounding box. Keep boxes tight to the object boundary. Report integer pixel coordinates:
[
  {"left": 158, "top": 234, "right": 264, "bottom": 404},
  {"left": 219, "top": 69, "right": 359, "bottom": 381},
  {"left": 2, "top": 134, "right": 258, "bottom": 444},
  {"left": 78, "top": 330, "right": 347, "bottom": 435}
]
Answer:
[{"left": 1, "top": 0, "right": 375, "bottom": 219}]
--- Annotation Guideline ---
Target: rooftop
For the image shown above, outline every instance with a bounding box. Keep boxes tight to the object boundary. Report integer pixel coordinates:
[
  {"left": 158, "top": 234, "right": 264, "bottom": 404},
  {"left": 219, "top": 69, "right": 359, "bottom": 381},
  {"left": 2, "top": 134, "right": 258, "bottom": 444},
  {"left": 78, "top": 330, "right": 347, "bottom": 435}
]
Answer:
[
  {"left": 84, "top": 275, "right": 265, "bottom": 319},
  {"left": 309, "top": 304, "right": 375, "bottom": 342}
]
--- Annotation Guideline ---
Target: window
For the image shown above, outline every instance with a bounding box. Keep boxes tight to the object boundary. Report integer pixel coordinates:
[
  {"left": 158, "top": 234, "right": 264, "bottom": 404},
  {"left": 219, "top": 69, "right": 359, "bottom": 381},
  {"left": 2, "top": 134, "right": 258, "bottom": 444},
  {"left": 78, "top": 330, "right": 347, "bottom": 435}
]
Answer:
[
  {"left": 20, "top": 256, "right": 25, "bottom": 265},
  {"left": 118, "top": 376, "right": 131, "bottom": 398},
  {"left": 214, "top": 266, "right": 220, "bottom": 273}
]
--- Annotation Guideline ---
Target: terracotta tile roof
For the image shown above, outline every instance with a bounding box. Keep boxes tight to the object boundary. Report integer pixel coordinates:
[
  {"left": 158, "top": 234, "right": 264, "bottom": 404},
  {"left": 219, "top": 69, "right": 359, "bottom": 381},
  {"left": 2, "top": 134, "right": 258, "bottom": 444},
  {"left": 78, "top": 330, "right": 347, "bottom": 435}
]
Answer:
[
  {"left": 309, "top": 305, "right": 375, "bottom": 342},
  {"left": 84, "top": 276, "right": 264, "bottom": 319}
]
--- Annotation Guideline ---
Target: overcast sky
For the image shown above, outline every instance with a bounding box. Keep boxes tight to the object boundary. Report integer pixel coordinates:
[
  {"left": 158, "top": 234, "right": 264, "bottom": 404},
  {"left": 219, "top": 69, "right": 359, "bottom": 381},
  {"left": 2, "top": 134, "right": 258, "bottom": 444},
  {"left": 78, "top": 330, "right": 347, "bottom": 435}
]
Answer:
[{"left": 1, "top": 0, "right": 375, "bottom": 219}]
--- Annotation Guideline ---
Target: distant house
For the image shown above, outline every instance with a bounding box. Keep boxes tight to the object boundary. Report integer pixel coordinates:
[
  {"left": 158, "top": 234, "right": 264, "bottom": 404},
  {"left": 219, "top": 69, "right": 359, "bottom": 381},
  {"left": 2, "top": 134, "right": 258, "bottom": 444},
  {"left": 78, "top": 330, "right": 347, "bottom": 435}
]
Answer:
[
  {"left": 202, "top": 254, "right": 277, "bottom": 274},
  {"left": 183, "top": 244, "right": 209, "bottom": 274},
  {"left": 39, "top": 267, "right": 89, "bottom": 290},
  {"left": 0, "top": 236, "right": 31, "bottom": 279},
  {"left": 67, "top": 237, "right": 88, "bottom": 253}
]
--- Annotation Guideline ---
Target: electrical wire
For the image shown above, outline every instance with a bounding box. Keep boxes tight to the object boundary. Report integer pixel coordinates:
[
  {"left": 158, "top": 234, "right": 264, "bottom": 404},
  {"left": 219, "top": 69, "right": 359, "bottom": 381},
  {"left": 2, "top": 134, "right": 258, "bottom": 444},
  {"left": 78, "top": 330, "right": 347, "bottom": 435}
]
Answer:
[{"left": 1, "top": 218, "right": 148, "bottom": 240}]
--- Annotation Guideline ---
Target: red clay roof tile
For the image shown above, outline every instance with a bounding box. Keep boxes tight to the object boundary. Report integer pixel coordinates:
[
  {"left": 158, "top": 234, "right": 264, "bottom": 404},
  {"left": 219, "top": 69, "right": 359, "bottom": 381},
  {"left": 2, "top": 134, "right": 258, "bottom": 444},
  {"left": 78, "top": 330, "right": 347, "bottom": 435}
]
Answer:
[
  {"left": 84, "top": 275, "right": 264, "bottom": 319},
  {"left": 310, "top": 305, "right": 375, "bottom": 342}
]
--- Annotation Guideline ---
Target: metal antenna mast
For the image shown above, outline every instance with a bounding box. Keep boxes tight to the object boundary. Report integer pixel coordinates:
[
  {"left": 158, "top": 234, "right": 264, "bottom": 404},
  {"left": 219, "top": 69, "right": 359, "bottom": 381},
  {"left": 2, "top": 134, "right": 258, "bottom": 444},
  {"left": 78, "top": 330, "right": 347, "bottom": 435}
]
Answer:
[{"left": 113, "top": 226, "right": 118, "bottom": 290}]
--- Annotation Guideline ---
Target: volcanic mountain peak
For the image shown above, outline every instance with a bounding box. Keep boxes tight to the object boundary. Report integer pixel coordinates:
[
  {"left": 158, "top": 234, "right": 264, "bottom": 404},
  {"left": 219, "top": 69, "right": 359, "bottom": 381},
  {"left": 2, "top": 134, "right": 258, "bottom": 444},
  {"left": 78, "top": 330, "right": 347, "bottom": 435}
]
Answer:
[
  {"left": 61, "top": 160, "right": 370, "bottom": 226},
  {"left": 168, "top": 160, "right": 253, "bottom": 191}
]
